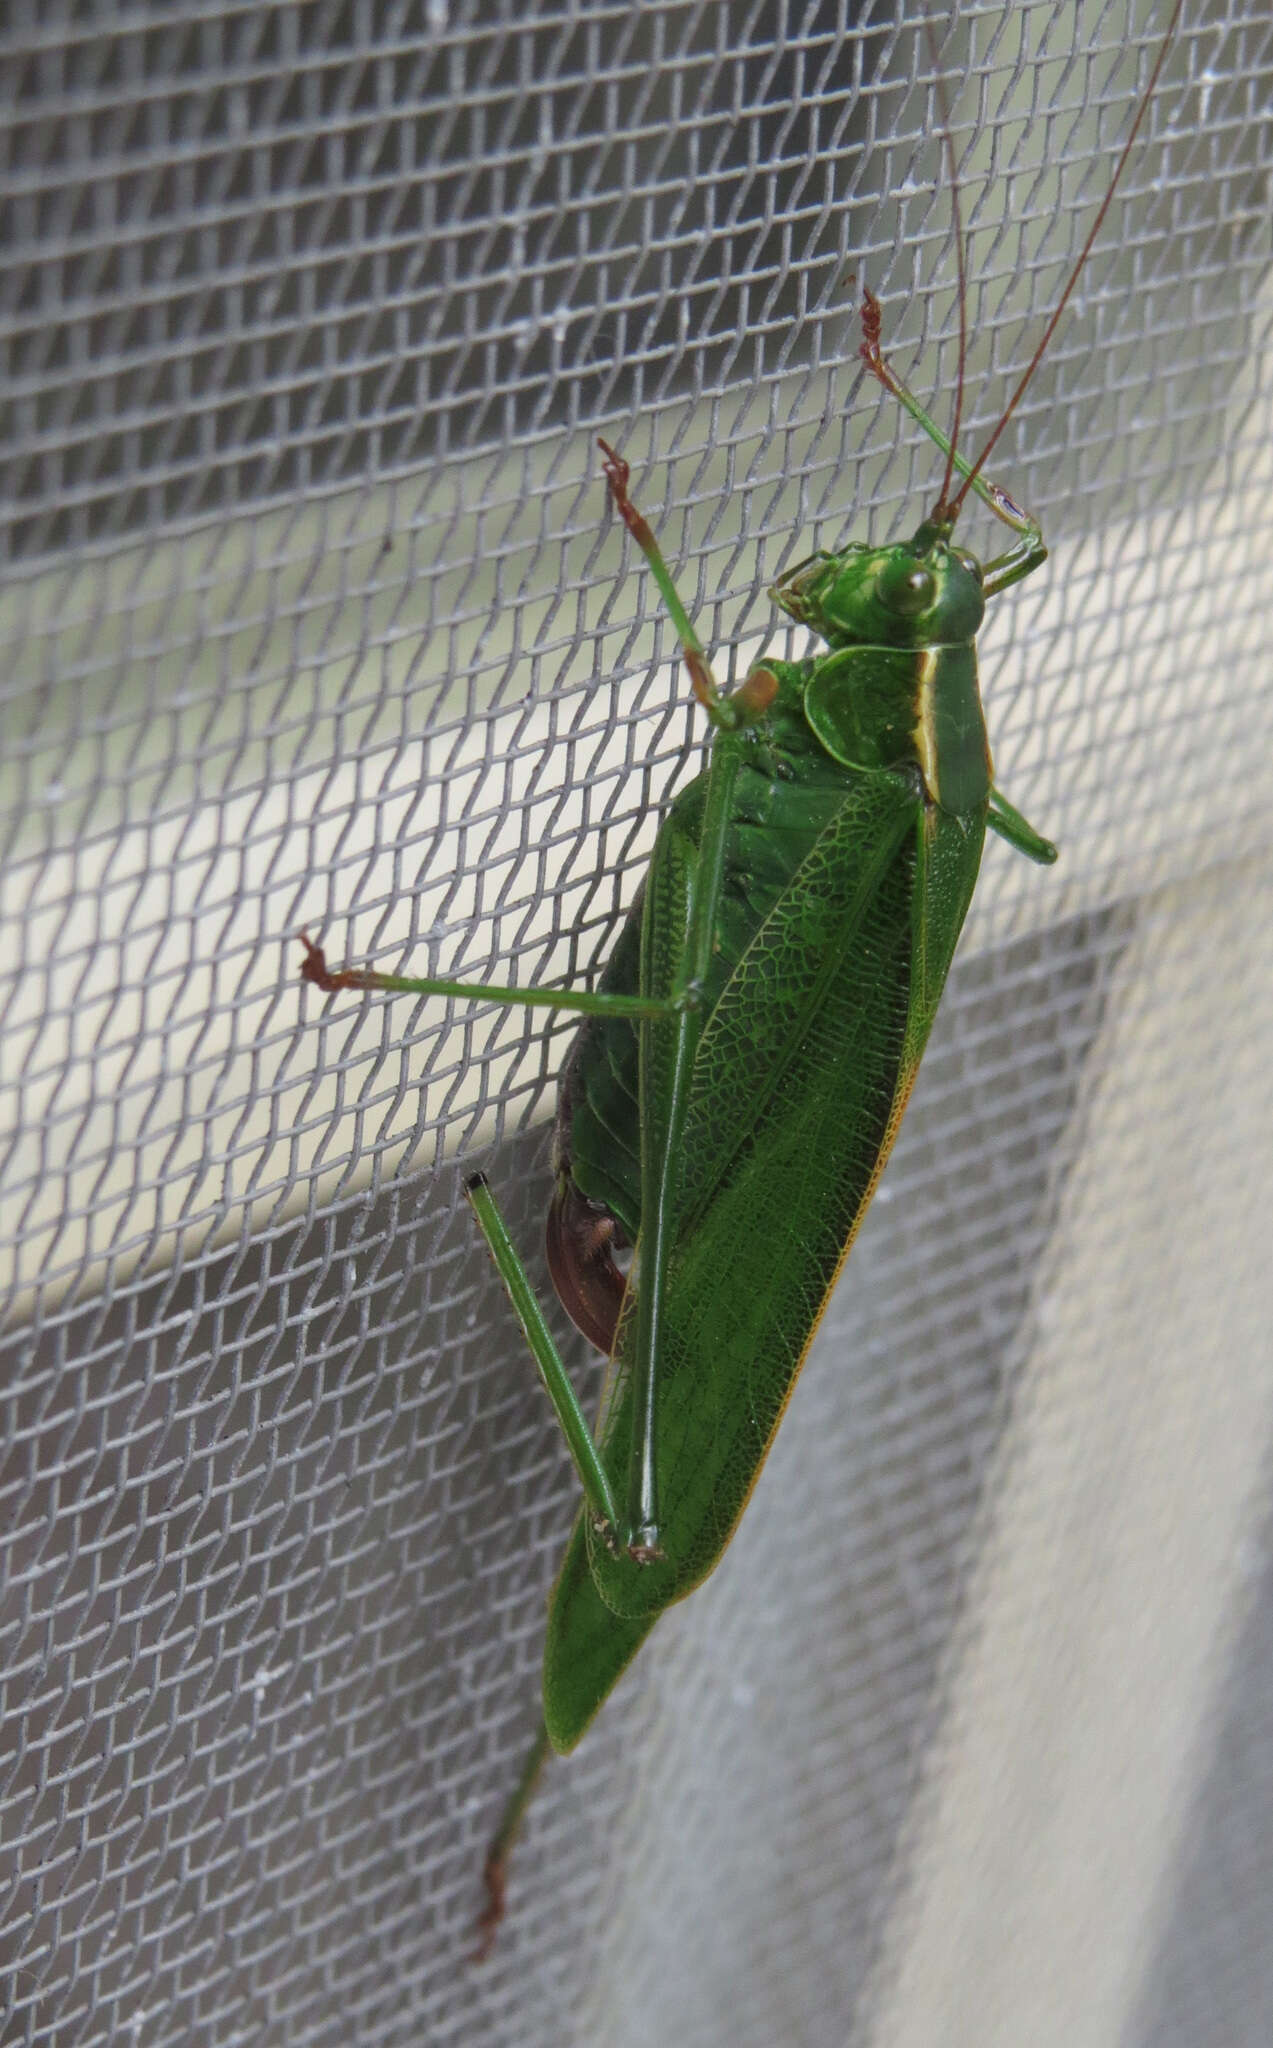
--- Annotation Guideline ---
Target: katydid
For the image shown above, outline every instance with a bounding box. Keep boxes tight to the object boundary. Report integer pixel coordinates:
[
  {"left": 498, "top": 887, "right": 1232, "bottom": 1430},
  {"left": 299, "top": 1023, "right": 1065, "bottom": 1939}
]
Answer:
[{"left": 297, "top": 0, "right": 1184, "bottom": 1954}]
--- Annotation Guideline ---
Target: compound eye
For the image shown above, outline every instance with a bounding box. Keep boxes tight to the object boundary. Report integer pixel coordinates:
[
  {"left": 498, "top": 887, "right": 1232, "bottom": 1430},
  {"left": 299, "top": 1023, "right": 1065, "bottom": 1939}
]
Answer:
[
  {"left": 877, "top": 556, "right": 936, "bottom": 616},
  {"left": 952, "top": 547, "right": 982, "bottom": 583}
]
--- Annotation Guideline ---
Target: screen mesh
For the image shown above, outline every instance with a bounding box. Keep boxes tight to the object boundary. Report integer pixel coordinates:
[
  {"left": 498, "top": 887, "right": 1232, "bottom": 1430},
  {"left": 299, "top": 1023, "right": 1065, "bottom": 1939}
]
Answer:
[{"left": 3, "top": 4, "right": 1272, "bottom": 2043}]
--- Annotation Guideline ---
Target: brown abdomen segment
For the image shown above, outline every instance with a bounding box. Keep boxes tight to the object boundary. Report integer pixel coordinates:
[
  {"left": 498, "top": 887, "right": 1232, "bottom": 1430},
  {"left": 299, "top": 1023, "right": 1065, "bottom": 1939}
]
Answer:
[{"left": 545, "top": 1175, "right": 627, "bottom": 1356}]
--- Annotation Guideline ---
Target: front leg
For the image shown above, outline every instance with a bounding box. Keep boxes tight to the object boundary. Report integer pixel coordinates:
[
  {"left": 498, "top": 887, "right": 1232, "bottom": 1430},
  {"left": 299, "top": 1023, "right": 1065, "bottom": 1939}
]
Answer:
[{"left": 598, "top": 439, "right": 778, "bottom": 733}]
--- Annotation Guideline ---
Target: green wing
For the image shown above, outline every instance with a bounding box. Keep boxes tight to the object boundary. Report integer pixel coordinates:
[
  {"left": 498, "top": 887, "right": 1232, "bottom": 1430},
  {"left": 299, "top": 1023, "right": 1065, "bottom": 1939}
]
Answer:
[{"left": 544, "top": 772, "right": 985, "bottom": 1749}]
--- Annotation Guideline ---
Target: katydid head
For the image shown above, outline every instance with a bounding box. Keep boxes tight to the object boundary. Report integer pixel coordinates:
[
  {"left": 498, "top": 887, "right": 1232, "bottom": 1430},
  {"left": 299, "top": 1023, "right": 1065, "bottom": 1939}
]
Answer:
[{"left": 769, "top": 523, "right": 985, "bottom": 651}]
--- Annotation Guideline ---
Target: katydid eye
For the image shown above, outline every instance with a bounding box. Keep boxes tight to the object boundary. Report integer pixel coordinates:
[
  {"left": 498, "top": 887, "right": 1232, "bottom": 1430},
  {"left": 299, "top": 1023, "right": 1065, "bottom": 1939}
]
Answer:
[
  {"left": 952, "top": 548, "right": 982, "bottom": 582},
  {"left": 877, "top": 558, "right": 935, "bottom": 615}
]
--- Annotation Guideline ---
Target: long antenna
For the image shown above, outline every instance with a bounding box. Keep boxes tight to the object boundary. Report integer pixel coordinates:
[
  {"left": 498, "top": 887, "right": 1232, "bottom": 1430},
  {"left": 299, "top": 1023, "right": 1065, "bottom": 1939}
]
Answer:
[
  {"left": 950, "top": 0, "right": 1185, "bottom": 516},
  {"left": 924, "top": 12, "right": 969, "bottom": 518}
]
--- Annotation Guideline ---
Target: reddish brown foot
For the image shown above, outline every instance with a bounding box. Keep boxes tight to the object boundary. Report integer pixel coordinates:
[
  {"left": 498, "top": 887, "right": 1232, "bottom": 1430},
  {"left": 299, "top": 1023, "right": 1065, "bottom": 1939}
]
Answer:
[
  {"left": 857, "top": 284, "right": 898, "bottom": 396},
  {"left": 597, "top": 433, "right": 629, "bottom": 500},
  {"left": 473, "top": 1847, "right": 507, "bottom": 1965},
  {"left": 298, "top": 930, "right": 371, "bottom": 993},
  {"left": 597, "top": 435, "right": 651, "bottom": 545}
]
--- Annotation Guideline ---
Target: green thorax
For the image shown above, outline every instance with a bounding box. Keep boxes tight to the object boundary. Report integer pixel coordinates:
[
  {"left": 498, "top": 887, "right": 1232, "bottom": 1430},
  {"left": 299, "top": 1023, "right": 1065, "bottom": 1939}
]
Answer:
[{"left": 770, "top": 517, "right": 994, "bottom": 816}]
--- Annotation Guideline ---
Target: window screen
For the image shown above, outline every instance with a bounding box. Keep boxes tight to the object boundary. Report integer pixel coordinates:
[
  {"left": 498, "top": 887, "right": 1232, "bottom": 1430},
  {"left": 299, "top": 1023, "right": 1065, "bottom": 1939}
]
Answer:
[{"left": 3, "top": 4, "right": 1272, "bottom": 2043}]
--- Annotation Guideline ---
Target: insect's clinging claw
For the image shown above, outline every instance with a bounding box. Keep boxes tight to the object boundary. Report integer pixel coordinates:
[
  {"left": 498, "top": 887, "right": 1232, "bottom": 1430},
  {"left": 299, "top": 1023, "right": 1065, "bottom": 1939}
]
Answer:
[
  {"left": 298, "top": 930, "right": 373, "bottom": 995},
  {"left": 857, "top": 284, "right": 901, "bottom": 400},
  {"left": 596, "top": 434, "right": 630, "bottom": 500},
  {"left": 598, "top": 435, "right": 652, "bottom": 549},
  {"left": 298, "top": 930, "right": 336, "bottom": 990}
]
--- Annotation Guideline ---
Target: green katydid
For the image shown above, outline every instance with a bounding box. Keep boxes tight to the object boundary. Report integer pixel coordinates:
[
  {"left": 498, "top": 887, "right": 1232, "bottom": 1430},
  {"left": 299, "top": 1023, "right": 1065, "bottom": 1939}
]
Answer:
[{"left": 297, "top": 0, "right": 1184, "bottom": 1954}]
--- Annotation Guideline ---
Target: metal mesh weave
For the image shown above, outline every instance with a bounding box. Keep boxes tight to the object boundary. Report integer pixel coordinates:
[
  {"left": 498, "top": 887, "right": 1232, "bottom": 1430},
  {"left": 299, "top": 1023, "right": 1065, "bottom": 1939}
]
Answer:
[{"left": 3, "top": 3, "right": 1272, "bottom": 2042}]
